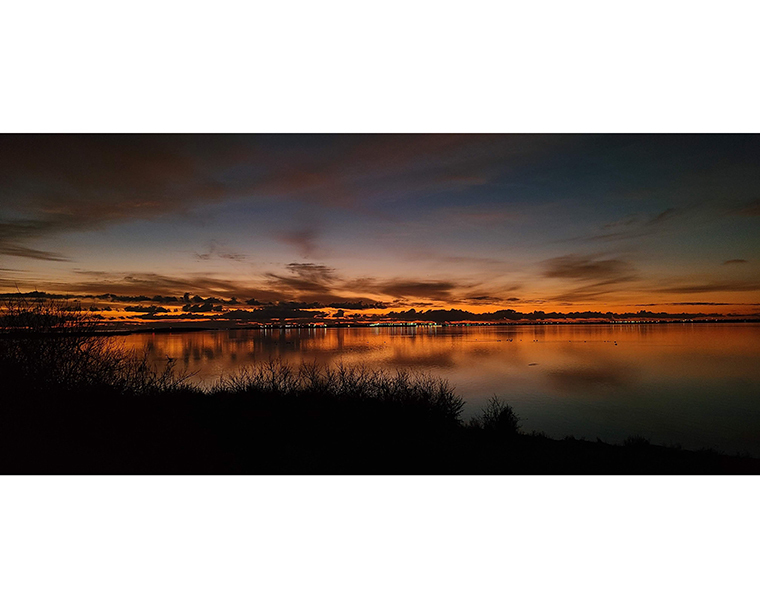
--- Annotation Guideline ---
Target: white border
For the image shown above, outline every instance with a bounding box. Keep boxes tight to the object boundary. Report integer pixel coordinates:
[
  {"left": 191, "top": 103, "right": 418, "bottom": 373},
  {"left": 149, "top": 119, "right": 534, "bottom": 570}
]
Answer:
[{"left": 2, "top": 2, "right": 758, "bottom": 606}]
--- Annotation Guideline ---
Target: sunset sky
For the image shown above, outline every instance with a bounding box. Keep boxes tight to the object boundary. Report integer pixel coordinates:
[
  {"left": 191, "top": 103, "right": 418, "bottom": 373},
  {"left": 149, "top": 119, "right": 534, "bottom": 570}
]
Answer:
[{"left": 1, "top": 134, "right": 758, "bottom": 315}]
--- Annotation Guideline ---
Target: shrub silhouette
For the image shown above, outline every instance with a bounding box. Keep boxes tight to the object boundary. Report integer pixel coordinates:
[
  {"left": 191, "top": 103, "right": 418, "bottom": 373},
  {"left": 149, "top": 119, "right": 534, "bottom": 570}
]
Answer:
[
  {"left": 623, "top": 435, "right": 651, "bottom": 448},
  {"left": 0, "top": 296, "right": 188, "bottom": 395},
  {"left": 213, "top": 360, "right": 464, "bottom": 426},
  {"left": 470, "top": 396, "right": 521, "bottom": 434}
]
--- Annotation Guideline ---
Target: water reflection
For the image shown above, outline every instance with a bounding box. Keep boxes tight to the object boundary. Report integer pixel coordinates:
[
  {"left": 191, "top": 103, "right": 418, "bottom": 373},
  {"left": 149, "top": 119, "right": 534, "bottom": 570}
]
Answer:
[
  {"left": 547, "top": 365, "right": 635, "bottom": 394},
  {"left": 120, "top": 323, "right": 760, "bottom": 455}
]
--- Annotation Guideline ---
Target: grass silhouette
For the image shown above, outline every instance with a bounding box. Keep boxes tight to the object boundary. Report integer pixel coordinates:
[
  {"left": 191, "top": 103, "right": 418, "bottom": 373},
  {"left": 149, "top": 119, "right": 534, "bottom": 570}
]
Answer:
[{"left": 2, "top": 298, "right": 759, "bottom": 474}]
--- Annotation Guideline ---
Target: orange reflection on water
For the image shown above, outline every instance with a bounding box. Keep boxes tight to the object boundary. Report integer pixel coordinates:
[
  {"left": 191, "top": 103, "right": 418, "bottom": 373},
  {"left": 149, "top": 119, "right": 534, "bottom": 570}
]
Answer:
[
  {"left": 121, "top": 323, "right": 760, "bottom": 381},
  {"left": 119, "top": 323, "right": 760, "bottom": 454}
]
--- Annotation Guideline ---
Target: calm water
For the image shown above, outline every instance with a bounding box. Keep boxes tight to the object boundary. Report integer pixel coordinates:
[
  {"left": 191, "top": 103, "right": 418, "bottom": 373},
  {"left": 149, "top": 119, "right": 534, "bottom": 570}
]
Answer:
[{"left": 121, "top": 323, "right": 760, "bottom": 455}]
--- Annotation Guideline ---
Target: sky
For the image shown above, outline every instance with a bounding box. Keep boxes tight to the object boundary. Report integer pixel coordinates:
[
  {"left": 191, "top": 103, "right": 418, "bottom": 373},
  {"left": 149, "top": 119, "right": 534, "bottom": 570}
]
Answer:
[{"left": 1, "top": 134, "right": 759, "bottom": 315}]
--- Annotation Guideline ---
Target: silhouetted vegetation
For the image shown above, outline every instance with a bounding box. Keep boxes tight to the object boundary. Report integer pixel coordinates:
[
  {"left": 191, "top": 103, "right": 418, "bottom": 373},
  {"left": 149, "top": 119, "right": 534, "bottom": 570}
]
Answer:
[
  {"left": 384, "top": 307, "right": 744, "bottom": 322},
  {"left": 212, "top": 360, "right": 464, "bottom": 425},
  {"left": 2, "top": 299, "right": 759, "bottom": 474},
  {"left": 469, "top": 396, "right": 521, "bottom": 435},
  {"left": 1, "top": 296, "right": 189, "bottom": 395}
]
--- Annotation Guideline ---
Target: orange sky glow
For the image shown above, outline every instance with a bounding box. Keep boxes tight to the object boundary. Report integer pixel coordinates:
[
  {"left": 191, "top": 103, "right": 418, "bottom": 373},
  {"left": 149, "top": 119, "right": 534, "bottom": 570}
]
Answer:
[{"left": 1, "top": 134, "right": 758, "bottom": 322}]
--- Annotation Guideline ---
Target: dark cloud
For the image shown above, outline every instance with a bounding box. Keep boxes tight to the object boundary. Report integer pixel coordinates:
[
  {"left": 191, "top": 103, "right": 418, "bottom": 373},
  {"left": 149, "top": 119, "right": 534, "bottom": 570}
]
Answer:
[
  {"left": 182, "top": 302, "right": 223, "bottom": 313},
  {"left": 124, "top": 305, "right": 170, "bottom": 314},
  {"left": 455, "top": 290, "right": 525, "bottom": 306},
  {"left": 194, "top": 241, "right": 247, "bottom": 262},
  {"left": 1, "top": 135, "right": 757, "bottom": 247},
  {"left": 731, "top": 199, "right": 760, "bottom": 216},
  {"left": 722, "top": 259, "right": 748, "bottom": 265},
  {"left": 570, "top": 206, "right": 689, "bottom": 244},
  {"left": 219, "top": 252, "right": 246, "bottom": 261},
  {"left": 547, "top": 283, "right": 630, "bottom": 304},
  {"left": 0, "top": 242, "right": 69, "bottom": 261},
  {"left": 262, "top": 263, "right": 472, "bottom": 304},
  {"left": 0, "top": 135, "right": 242, "bottom": 260},
  {"left": 132, "top": 312, "right": 207, "bottom": 320},
  {"left": 0, "top": 219, "right": 72, "bottom": 260},
  {"left": 277, "top": 228, "right": 320, "bottom": 258},
  {"left": 47, "top": 271, "right": 247, "bottom": 299},
  {"left": 461, "top": 295, "right": 504, "bottom": 304},
  {"left": 276, "top": 301, "right": 324, "bottom": 309},
  {"left": 541, "top": 256, "right": 639, "bottom": 303},
  {"left": 645, "top": 207, "right": 681, "bottom": 226},
  {"left": 29, "top": 266, "right": 343, "bottom": 305},
  {"left": 378, "top": 280, "right": 458, "bottom": 300},
  {"left": 347, "top": 279, "right": 461, "bottom": 301},
  {"left": 248, "top": 134, "right": 561, "bottom": 209},
  {"left": 220, "top": 307, "right": 327, "bottom": 321},
  {"left": 602, "top": 215, "right": 639, "bottom": 230},
  {"left": 0, "top": 135, "right": 531, "bottom": 218},
  {"left": 543, "top": 255, "right": 637, "bottom": 282},
  {"left": 262, "top": 263, "right": 339, "bottom": 301},
  {"left": 27, "top": 259, "right": 487, "bottom": 307},
  {"left": 634, "top": 302, "right": 760, "bottom": 306},
  {"left": 327, "top": 300, "right": 390, "bottom": 310},
  {"left": 653, "top": 280, "right": 760, "bottom": 294},
  {"left": 0, "top": 134, "right": 570, "bottom": 259},
  {"left": 284, "top": 263, "right": 335, "bottom": 282}
]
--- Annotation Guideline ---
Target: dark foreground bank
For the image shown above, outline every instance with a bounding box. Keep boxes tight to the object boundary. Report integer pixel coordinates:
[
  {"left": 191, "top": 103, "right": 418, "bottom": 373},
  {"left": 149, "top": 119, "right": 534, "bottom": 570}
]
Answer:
[
  {"left": 3, "top": 361, "right": 759, "bottom": 474},
  {"left": 3, "top": 392, "right": 760, "bottom": 474}
]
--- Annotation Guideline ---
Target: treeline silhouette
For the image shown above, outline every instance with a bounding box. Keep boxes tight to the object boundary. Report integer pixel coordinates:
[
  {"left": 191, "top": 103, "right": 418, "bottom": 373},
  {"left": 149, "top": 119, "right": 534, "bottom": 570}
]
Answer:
[
  {"left": 2, "top": 298, "right": 758, "bottom": 474},
  {"left": 385, "top": 308, "right": 738, "bottom": 321}
]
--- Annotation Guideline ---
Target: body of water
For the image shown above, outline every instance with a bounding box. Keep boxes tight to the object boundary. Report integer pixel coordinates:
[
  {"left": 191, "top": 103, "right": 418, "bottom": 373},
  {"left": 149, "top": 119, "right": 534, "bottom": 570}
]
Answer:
[{"left": 121, "top": 323, "right": 760, "bottom": 455}]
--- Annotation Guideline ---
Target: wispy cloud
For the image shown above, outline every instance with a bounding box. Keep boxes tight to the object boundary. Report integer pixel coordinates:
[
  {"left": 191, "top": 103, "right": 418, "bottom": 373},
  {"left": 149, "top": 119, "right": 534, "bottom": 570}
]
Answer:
[
  {"left": 194, "top": 241, "right": 247, "bottom": 262},
  {"left": 563, "top": 207, "right": 689, "bottom": 244},
  {"left": 652, "top": 280, "right": 760, "bottom": 294},
  {"left": 262, "top": 263, "right": 484, "bottom": 305},
  {"left": 263, "top": 263, "right": 339, "bottom": 300},
  {"left": 542, "top": 254, "right": 637, "bottom": 282},
  {"left": 49, "top": 270, "right": 249, "bottom": 299},
  {"left": 277, "top": 228, "right": 321, "bottom": 258},
  {"left": 645, "top": 207, "right": 681, "bottom": 226},
  {"left": 539, "top": 254, "right": 640, "bottom": 304},
  {"left": 634, "top": 301, "right": 760, "bottom": 306},
  {"left": 0, "top": 242, "right": 69, "bottom": 262},
  {"left": 0, "top": 220, "right": 72, "bottom": 261},
  {"left": 371, "top": 280, "right": 460, "bottom": 301},
  {"left": 0, "top": 134, "right": 567, "bottom": 260},
  {"left": 730, "top": 198, "right": 760, "bottom": 216}
]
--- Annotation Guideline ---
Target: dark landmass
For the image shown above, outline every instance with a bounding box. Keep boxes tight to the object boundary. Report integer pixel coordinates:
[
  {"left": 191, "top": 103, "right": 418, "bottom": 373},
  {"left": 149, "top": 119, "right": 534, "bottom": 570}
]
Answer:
[{"left": 8, "top": 316, "right": 758, "bottom": 338}]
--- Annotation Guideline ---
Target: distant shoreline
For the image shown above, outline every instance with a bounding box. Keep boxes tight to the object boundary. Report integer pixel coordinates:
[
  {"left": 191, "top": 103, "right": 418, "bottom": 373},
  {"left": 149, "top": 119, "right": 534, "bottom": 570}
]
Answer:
[
  {"left": 2, "top": 317, "right": 758, "bottom": 338},
  {"left": 64, "top": 317, "right": 760, "bottom": 337}
]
